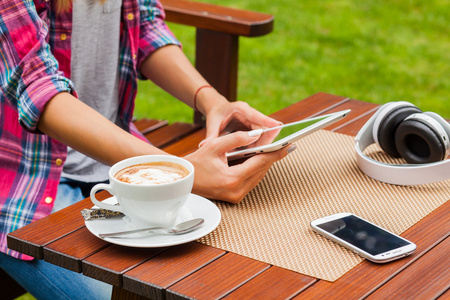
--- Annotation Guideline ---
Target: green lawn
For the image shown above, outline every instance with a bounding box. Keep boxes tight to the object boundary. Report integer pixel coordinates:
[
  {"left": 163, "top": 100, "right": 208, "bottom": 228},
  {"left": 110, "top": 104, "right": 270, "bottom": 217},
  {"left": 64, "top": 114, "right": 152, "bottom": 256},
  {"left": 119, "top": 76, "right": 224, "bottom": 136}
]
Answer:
[{"left": 135, "top": 0, "right": 449, "bottom": 123}]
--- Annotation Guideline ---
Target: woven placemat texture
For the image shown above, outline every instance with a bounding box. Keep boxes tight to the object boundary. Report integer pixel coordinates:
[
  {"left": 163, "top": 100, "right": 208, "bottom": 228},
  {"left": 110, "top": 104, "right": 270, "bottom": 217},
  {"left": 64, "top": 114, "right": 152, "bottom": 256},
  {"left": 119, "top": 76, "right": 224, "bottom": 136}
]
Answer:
[{"left": 198, "top": 130, "right": 450, "bottom": 282}]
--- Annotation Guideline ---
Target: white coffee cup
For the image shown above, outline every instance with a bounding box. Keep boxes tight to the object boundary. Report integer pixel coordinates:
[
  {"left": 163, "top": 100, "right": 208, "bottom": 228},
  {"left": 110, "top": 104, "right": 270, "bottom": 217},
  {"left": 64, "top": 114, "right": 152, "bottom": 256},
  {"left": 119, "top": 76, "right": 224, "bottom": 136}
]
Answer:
[{"left": 90, "top": 155, "right": 194, "bottom": 228}]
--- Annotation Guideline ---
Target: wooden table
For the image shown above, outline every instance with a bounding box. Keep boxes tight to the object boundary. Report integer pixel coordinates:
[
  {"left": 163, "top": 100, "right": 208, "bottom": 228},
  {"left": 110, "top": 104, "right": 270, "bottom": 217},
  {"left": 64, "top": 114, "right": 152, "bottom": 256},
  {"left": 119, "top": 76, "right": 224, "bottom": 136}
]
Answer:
[{"left": 7, "top": 93, "right": 449, "bottom": 299}]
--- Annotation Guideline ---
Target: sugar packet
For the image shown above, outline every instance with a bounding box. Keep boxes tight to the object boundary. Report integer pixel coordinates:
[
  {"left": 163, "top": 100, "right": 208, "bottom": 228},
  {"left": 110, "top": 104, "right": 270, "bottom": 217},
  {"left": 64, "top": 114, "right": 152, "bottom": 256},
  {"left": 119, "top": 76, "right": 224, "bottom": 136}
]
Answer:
[{"left": 81, "top": 208, "right": 123, "bottom": 220}]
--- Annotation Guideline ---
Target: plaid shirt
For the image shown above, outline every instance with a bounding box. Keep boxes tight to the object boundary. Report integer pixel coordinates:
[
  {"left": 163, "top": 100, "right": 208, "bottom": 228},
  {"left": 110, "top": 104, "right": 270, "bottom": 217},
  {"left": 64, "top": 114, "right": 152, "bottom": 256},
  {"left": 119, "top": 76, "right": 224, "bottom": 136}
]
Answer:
[{"left": 0, "top": 0, "right": 179, "bottom": 259}]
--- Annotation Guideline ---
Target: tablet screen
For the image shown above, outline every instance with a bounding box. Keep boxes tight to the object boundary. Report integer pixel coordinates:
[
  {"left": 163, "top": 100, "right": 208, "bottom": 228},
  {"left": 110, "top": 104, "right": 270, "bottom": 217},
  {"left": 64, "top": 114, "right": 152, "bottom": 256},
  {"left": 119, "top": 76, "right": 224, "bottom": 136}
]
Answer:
[
  {"left": 270, "top": 115, "right": 331, "bottom": 143},
  {"left": 235, "top": 114, "right": 333, "bottom": 150},
  {"left": 226, "top": 109, "right": 351, "bottom": 160}
]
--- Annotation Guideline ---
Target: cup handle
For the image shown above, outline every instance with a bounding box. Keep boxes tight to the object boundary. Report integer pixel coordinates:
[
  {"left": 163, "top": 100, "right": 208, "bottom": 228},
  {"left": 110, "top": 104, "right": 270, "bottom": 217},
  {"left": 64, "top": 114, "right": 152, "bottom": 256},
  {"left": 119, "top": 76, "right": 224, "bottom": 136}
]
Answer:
[{"left": 90, "top": 183, "right": 123, "bottom": 213}]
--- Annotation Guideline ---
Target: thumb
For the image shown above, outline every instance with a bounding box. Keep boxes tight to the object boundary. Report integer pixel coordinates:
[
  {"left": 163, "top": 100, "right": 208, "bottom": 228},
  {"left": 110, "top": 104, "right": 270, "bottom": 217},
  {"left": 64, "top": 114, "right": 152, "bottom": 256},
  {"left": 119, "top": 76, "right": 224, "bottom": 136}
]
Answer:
[
  {"left": 204, "top": 115, "right": 223, "bottom": 140},
  {"left": 197, "top": 116, "right": 225, "bottom": 148}
]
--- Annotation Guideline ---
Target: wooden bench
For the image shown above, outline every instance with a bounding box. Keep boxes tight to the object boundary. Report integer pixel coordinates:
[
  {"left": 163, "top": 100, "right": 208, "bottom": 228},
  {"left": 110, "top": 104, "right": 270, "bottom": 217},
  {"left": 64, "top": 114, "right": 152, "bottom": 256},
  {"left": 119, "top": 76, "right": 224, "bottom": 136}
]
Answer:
[{"left": 1, "top": 1, "right": 274, "bottom": 299}]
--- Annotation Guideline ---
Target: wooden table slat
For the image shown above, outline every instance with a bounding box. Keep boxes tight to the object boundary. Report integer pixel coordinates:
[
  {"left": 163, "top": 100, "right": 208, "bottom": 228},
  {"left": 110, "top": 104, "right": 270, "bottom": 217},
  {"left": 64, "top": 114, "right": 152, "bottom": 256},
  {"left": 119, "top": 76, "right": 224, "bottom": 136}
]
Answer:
[
  {"left": 7, "top": 191, "right": 111, "bottom": 259},
  {"left": 334, "top": 101, "right": 379, "bottom": 136},
  {"left": 329, "top": 100, "right": 378, "bottom": 133},
  {"left": 166, "top": 252, "right": 270, "bottom": 300},
  {"left": 366, "top": 236, "right": 450, "bottom": 300},
  {"left": 111, "top": 287, "right": 150, "bottom": 300},
  {"left": 132, "top": 118, "right": 168, "bottom": 135},
  {"left": 145, "top": 122, "right": 202, "bottom": 148},
  {"left": 222, "top": 266, "right": 317, "bottom": 300},
  {"left": 123, "top": 243, "right": 226, "bottom": 299},
  {"left": 82, "top": 245, "right": 166, "bottom": 286},
  {"left": 43, "top": 226, "right": 110, "bottom": 272},
  {"left": 269, "top": 92, "right": 350, "bottom": 123},
  {"left": 438, "top": 286, "right": 450, "bottom": 299},
  {"left": 162, "top": 128, "right": 206, "bottom": 156}
]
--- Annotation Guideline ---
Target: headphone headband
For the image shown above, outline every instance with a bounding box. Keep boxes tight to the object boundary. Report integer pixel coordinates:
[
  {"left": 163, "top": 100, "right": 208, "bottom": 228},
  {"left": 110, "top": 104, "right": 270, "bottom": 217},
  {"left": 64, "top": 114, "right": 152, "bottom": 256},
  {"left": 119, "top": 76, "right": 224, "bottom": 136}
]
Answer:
[{"left": 355, "top": 106, "right": 450, "bottom": 185}]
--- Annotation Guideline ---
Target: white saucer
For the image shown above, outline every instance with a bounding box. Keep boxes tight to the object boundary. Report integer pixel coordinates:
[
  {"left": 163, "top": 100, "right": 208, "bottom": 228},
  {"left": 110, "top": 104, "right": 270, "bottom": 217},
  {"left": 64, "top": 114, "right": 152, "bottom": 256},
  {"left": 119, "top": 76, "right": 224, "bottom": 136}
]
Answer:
[{"left": 85, "top": 194, "right": 221, "bottom": 248}]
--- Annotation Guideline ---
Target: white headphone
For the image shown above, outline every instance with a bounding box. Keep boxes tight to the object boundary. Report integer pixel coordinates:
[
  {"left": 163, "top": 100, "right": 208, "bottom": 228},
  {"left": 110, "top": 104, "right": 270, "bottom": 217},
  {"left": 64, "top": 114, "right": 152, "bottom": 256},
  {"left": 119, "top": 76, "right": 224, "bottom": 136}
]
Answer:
[{"left": 355, "top": 101, "right": 450, "bottom": 185}]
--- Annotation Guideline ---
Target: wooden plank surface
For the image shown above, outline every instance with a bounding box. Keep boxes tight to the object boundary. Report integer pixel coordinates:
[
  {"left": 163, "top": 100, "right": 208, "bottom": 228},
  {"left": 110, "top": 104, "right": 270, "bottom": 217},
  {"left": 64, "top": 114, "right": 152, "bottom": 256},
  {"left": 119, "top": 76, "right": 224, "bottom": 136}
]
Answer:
[
  {"left": 144, "top": 122, "right": 202, "bottom": 148},
  {"left": 222, "top": 266, "right": 316, "bottom": 299},
  {"left": 82, "top": 245, "right": 165, "bottom": 286},
  {"left": 132, "top": 119, "right": 168, "bottom": 135},
  {"left": 43, "top": 226, "right": 110, "bottom": 273},
  {"left": 123, "top": 243, "right": 226, "bottom": 299},
  {"left": 166, "top": 252, "right": 270, "bottom": 300},
  {"left": 6, "top": 191, "right": 110, "bottom": 259},
  {"left": 366, "top": 237, "right": 449, "bottom": 300}
]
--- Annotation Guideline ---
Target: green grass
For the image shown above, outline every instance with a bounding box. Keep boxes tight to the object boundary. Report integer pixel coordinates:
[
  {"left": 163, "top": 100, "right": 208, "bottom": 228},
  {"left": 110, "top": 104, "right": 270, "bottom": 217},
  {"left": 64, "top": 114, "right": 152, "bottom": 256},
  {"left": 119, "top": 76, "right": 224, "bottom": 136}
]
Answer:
[{"left": 135, "top": 0, "right": 450, "bottom": 123}]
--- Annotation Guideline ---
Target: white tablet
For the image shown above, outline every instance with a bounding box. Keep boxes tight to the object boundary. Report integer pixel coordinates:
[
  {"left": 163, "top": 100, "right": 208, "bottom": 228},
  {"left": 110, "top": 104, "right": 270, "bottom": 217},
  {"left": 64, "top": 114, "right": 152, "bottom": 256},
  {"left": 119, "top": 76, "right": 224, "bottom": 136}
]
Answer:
[{"left": 226, "top": 109, "right": 351, "bottom": 160}]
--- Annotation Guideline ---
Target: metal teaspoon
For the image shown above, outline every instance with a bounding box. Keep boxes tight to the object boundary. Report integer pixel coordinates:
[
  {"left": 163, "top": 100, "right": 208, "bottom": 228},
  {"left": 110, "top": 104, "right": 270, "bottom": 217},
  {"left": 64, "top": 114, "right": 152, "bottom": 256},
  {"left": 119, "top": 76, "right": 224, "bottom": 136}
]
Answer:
[{"left": 98, "top": 218, "right": 205, "bottom": 239}]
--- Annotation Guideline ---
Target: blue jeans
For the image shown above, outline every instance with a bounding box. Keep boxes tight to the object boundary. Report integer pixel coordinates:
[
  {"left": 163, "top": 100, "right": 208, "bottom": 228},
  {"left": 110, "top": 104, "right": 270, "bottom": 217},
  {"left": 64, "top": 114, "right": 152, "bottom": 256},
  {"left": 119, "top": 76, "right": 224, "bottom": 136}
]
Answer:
[{"left": 0, "top": 178, "right": 112, "bottom": 299}]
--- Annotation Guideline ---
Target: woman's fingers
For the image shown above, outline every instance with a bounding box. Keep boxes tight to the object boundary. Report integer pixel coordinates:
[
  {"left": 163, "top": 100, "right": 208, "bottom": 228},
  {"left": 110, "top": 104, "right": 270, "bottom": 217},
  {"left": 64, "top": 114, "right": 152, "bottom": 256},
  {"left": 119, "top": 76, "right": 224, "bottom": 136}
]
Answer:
[{"left": 186, "top": 131, "right": 295, "bottom": 203}]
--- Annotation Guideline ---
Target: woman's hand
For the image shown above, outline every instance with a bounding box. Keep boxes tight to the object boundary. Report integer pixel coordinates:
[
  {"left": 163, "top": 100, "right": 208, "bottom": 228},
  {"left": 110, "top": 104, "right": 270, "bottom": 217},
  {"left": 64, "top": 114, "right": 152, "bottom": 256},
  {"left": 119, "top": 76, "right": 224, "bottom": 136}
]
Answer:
[
  {"left": 185, "top": 130, "right": 294, "bottom": 203},
  {"left": 196, "top": 88, "right": 282, "bottom": 147}
]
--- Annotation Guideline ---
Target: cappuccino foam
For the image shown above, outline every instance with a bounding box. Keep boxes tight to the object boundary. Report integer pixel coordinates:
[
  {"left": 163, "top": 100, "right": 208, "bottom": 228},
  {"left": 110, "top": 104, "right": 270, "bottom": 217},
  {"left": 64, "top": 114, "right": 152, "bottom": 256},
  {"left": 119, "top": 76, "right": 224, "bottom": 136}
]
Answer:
[{"left": 115, "top": 162, "right": 189, "bottom": 185}]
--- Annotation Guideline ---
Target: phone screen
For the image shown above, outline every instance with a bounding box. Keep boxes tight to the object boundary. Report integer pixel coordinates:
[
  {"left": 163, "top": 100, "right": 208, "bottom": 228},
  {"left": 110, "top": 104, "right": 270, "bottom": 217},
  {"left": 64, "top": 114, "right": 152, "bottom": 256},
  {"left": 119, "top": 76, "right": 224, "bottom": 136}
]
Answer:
[{"left": 316, "top": 215, "right": 411, "bottom": 255}]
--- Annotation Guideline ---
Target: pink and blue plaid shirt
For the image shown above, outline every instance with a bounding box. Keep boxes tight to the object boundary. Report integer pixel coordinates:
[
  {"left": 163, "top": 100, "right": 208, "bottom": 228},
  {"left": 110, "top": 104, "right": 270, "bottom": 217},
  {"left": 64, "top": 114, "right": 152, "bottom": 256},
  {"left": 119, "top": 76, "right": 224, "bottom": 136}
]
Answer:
[{"left": 0, "top": 0, "right": 179, "bottom": 259}]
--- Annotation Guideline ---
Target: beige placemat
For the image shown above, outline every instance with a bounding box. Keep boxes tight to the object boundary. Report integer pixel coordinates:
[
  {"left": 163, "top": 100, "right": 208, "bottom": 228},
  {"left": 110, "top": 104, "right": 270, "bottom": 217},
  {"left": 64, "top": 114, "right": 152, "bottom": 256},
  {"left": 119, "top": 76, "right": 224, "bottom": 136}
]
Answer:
[{"left": 198, "top": 130, "right": 450, "bottom": 282}]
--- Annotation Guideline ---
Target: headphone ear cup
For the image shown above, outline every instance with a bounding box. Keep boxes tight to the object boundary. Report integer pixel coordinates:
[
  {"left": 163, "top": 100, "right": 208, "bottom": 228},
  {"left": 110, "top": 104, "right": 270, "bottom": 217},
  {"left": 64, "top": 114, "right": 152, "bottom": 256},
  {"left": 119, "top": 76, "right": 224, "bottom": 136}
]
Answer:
[
  {"left": 377, "top": 106, "right": 422, "bottom": 157},
  {"left": 395, "top": 119, "right": 446, "bottom": 163}
]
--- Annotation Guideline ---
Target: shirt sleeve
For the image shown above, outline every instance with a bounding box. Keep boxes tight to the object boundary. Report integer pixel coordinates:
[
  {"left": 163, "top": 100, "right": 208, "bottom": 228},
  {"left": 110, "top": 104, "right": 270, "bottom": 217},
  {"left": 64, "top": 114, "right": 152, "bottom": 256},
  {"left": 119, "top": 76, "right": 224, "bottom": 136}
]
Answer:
[
  {"left": 0, "top": 0, "right": 74, "bottom": 133},
  {"left": 137, "top": 0, "right": 182, "bottom": 72}
]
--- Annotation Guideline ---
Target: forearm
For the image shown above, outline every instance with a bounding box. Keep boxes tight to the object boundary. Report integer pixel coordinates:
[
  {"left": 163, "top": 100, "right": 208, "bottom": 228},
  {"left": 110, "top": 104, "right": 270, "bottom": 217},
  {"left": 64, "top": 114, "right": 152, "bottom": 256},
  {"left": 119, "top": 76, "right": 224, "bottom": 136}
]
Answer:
[
  {"left": 140, "top": 45, "right": 229, "bottom": 116},
  {"left": 38, "top": 92, "right": 166, "bottom": 166}
]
